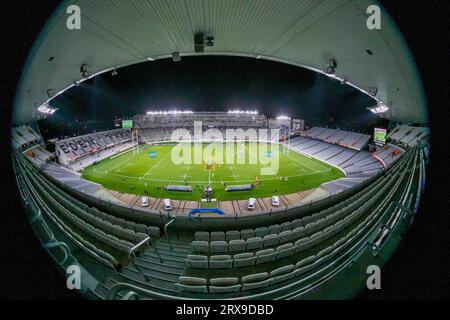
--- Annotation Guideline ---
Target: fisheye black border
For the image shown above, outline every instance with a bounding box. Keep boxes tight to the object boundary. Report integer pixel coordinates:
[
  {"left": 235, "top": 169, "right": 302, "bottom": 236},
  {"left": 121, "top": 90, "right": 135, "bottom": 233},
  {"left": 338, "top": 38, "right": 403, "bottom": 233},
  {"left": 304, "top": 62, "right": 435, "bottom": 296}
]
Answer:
[{"left": 0, "top": 0, "right": 448, "bottom": 301}]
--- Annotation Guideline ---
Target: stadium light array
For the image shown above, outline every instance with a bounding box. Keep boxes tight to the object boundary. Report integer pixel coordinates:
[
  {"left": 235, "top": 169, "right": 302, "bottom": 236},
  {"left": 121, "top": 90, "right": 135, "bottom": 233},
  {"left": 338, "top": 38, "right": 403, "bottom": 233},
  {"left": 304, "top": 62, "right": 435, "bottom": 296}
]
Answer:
[
  {"left": 37, "top": 102, "right": 57, "bottom": 115},
  {"left": 276, "top": 116, "right": 291, "bottom": 120},
  {"left": 228, "top": 110, "right": 259, "bottom": 115},
  {"left": 368, "top": 102, "right": 389, "bottom": 114},
  {"left": 146, "top": 110, "right": 194, "bottom": 115}
]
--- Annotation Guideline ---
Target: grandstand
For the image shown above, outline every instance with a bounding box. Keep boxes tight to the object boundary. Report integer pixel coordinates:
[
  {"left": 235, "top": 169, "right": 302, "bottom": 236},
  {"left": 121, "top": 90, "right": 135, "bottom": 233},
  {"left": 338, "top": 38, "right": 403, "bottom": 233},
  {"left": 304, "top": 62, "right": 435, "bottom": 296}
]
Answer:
[
  {"left": 304, "top": 127, "right": 371, "bottom": 151},
  {"left": 10, "top": 0, "right": 431, "bottom": 300},
  {"left": 55, "top": 129, "right": 133, "bottom": 171},
  {"left": 11, "top": 112, "right": 429, "bottom": 300},
  {"left": 387, "top": 125, "right": 430, "bottom": 147},
  {"left": 11, "top": 126, "right": 41, "bottom": 151},
  {"left": 13, "top": 133, "right": 427, "bottom": 299}
]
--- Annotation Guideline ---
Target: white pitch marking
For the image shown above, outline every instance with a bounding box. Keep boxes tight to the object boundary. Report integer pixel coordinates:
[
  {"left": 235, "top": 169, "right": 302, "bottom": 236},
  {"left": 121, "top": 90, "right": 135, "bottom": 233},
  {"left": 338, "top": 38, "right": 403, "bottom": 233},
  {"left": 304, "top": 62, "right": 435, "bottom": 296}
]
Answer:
[{"left": 142, "top": 150, "right": 171, "bottom": 179}]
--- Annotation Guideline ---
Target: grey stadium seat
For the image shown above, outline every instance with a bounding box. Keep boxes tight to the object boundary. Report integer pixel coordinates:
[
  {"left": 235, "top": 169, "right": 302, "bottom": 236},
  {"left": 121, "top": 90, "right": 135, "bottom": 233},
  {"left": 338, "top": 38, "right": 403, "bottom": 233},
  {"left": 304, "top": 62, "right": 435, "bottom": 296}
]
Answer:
[
  {"left": 225, "top": 230, "right": 241, "bottom": 241},
  {"left": 309, "top": 231, "right": 324, "bottom": 246},
  {"left": 125, "top": 220, "right": 137, "bottom": 232},
  {"left": 278, "top": 230, "right": 292, "bottom": 244},
  {"left": 135, "top": 223, "right": 147, "bottom": 234},
  {"left": 242, "top": 272, "right": 271, "bottom": 291},
  {"left": 102, "top": 221, "right": 113, "bottom": 233},
  {"left": 195, "top": 231, "right": 210, "bottom": 242},
  {"left": 147, "top": 226, "right": 160, "bottom": 237},
  {"left": 135, "top": 232, "right": 149, "bottom": 243},
  {"left": 123, "top": 229, "right": 137, "bottom": 243},
  {"left": 323, "top": 225, "right": 335, "bottom": 238},
  {"left": 246, "top": 237, "right": 263, "bottom": 250},
  {"left": 291, "top": 226, "right": 305, "bottom": 240},
  {"left": 317, "top": 246, "right": 333, "bottom": 259},
  {"left": 233, "top": 252, "right": 256, "bottom": 267},
  {"left": 333, "top": 237, "right": 346, "bottom": 249},
  {"left": 186, "top": 255, "right": 208, "bottom": 269},
  {"left": 263, "top": 234, "right": 279, "bottom": 248},
  {"left": 210, "top": 231, "right": 225, "bottom": 241},
  {"left": 295, "top": 238, "right": 311, "bottom": 253},
  {"left": 276, "top": 243, "right": 296, "bottom": 259},
  {"left": 229, "top": 239, "right": 246, "bottom": 252},
  {"left": 270, "top": 264, "right": 295, "bottom": 284},
  {"left": 292, "top": 218, "right": 303, "bottom": 229},
  {"left": 302, "top": 216, "right": 313, "bottom": 225},
  {"left": 209, "top": 255, "right": 233, "bottom": 269},
  {"left": 295, "top": 255, "right": 317, "bottom": 270},
  {"left": 304, "top": 222, "right": 315, "bottom": 236},
  {"left": 116, "top": 217, "right": 126, "bottom": 228},
  {"left": 255, "top": 248, "right": 276, "bottom": 264},
  {"left": 280, "top": 221, "right": 292, "bottom": 232},
  {"left": 175, "top": 276, "right": 208, "bottom": 293},
  {"left": 241, "top": 229, "right": 255, "bottom": 240},
  {"left": 191, "top": 241, "right": 209, "bottom": 253},
  {"left": 209, "top": 278, "right": 241, "bottom": 293},
  {"left": 210, "top": 241, "right": 228, "bottom": 253},
  {"left": 254, "top": 227, "right": 268, "bottom": 238},
  {"left": 268, "top": 224, "right": 281, "bottom": 235}
]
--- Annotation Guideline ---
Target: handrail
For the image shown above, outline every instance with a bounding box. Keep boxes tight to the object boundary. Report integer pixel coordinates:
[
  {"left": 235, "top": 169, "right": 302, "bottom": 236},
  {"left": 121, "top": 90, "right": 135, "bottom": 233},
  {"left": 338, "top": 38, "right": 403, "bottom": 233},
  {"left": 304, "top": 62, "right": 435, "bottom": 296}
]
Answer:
[
  {"left": 121, "top": 291, "right": 140, "bottom": 300},
  {"left": 43, "top": 241, "right": 70, "bottom": 266},
  {"left": 127, "top": 236, "right": 152, "bottom": 259},
  {"left": 164, "top": 219, "right": 175, "bottom": 249},
  {"left": 127, "top": 236, "right": 162, "bottom": 281}
]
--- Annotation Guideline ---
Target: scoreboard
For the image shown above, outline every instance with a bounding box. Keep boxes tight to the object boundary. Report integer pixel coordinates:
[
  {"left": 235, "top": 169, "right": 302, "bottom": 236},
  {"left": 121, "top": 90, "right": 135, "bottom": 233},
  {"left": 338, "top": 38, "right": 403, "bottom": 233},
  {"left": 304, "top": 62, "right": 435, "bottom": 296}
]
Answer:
[
  {"left": 374, "top": 128, "right": 387, "bottom": 146},
  {"left": 122, "top": 120, "right": 133, "bottom": 129}
]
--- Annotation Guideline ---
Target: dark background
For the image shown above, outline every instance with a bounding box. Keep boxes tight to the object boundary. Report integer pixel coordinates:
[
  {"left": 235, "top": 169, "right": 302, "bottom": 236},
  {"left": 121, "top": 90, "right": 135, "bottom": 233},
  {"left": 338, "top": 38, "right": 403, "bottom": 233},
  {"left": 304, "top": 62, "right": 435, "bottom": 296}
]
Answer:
[{"left": 0, "top": 0, "right": 449, "bottom": 300}]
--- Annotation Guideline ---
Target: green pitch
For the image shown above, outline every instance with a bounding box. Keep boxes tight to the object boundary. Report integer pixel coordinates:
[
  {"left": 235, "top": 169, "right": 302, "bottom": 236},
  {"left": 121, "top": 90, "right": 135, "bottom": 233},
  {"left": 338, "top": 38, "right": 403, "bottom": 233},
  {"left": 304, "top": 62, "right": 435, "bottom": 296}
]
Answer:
[{"left": 82, "top": 143, "right": 344, "bottom": 201}]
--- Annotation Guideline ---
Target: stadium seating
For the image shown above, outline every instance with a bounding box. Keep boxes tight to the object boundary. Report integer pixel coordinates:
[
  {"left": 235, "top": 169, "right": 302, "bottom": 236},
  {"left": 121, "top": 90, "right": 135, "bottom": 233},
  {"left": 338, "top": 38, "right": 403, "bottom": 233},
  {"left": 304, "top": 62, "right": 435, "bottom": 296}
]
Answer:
[
  {"left": 13, "top": 121, "right": 424, "bottom": 300},
  {"left": 55, "top": 129, "right": 132, "bottom": 167},
  {"left": 388, "top": 125, "right": 430, "bottom": 147},
  {"left": 11, "top": 126, "right": 41, "bottom": 150},
  {"left": 25, "top": 146, "right": 54, "bottom": 166},
  {"left": 288, "top": 136, "right": 385, "bottom": 184},
  {"left": 15, "top": 152, "right": 162, "bottom": 270},
  {"left": 305, "top": 127, "right": 371, "bottom": 151},
  {"left": 174, "top": 149, "right": 418, "bottom": 295}
]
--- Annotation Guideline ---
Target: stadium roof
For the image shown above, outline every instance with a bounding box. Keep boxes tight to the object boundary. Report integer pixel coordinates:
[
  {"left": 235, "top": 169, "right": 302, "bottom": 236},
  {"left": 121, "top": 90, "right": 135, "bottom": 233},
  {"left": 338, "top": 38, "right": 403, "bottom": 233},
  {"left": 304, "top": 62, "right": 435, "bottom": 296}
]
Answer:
[{"left": 13, "top": 0, "right": 428, "bottom": 125}]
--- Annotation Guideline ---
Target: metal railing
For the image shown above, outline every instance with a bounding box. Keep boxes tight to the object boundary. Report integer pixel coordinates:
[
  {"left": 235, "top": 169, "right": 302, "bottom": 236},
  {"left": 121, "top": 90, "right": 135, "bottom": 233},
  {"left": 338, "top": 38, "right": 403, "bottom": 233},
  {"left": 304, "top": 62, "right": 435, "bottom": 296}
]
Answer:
[
  {"left": 43, "top": 241, "right": 71, "bottom": 266},
  {"left": 127, "top": 236, "right": 162, "bottom": 281},
  {"left": 164, "top": 219, "right": 175, "bottom": 249}
]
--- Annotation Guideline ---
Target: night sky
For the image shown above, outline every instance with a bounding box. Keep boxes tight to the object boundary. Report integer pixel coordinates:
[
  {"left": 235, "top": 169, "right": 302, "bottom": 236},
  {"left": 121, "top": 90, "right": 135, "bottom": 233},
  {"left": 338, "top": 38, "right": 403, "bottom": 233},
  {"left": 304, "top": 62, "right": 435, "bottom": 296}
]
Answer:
[{"left": 40, "top": 56, "right": 387, "bottom": 138}]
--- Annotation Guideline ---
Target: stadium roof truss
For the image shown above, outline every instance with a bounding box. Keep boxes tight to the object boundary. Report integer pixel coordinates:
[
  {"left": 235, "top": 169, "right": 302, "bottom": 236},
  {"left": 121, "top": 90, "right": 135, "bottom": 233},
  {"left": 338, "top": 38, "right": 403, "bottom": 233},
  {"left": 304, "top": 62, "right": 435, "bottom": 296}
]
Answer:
[{"left": 13, "top": 0, "right": 428, "bottom": 125}]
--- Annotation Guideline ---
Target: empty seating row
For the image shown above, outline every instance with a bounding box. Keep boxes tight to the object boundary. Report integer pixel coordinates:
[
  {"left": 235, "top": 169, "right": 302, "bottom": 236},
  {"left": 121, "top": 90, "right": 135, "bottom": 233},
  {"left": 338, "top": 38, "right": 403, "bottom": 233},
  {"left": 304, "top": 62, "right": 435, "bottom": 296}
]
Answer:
[
  {"left": 56, "top": 129, "right": 132, "bottom": 165},
  {"left": 26, "top": 168, "right": 138, "bottom": 254},
  {"left": 177, "top": 152, "right": 417, "bottom": 293},
  {"left": 188, "top": 170, "right": 400, "bottom": 267},
  {"left": 34, "top": 161, "right": 161, "bottom": 238},
  {"left": 176, "top": 268, "right": 292, "bottom": 293},
  {"left": 34, "top": 168, "right": 160, "bottom": 244},
  {"left": 388, "top": 125, "right": 430, "bottom": 147},
  {"left": 193, "top": 163, "right": 393, "bottom": 251},
  {"left": 305, "top": 127, "right": 370, "bottom": 151},
  {"left": 180, "top": 206, "right": 377, "bottom": 293},
  {"left": 11, "top": 126, "right": 40, "bottom": 150},
  {"left": 180, "top": 197, "right": 388, "bottom": 292},
  {"left": 16, "top": 156, "right": 121, "bottom": 270},
  {"left": 20, "top": 153, "right": 161, "bottom": 251},
  {"left": 188, "top": 208, "right": 361, "bottom": 269}
]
